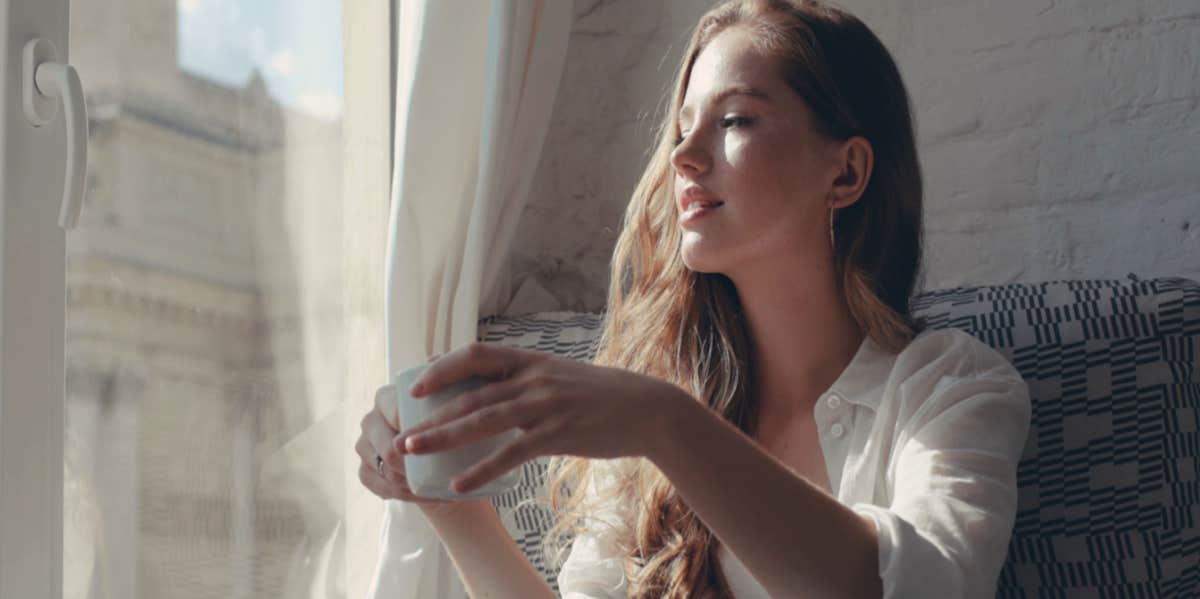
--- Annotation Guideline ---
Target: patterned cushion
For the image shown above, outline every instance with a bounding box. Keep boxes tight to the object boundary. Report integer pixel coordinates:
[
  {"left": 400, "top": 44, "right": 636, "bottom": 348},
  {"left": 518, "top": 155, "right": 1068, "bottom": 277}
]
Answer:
[
  {"left": 475, "top": 277, "right": 1200, "bottom": 597},
  {"left": 475, "top": 312, "right": 602, "bottom": 594}
]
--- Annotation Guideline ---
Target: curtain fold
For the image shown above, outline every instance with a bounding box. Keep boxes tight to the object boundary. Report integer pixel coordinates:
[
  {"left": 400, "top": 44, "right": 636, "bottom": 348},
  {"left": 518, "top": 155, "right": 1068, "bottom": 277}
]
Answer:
[{"left": 367, "top": 1, "right": 573, "bottom": 597}]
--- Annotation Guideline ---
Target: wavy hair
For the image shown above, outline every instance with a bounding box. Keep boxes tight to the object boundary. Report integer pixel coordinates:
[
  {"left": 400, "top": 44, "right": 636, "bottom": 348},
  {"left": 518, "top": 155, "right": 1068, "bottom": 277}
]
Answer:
[{"left": 537, "top": 1, "right": 925, "bottom": 596}]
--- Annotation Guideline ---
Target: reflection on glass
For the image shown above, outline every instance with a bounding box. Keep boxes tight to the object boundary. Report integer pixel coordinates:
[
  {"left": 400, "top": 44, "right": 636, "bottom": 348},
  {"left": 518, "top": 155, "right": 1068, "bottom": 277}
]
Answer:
[{"left": 65, "top": 1, "right": 346, "bottom": 597}]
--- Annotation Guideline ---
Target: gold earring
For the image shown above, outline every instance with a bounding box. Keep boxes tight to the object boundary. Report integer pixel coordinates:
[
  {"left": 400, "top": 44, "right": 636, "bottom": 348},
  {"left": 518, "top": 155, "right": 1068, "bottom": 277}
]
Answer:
[{"left": 828, "top": 207, "right": 836, "bottom": 251}]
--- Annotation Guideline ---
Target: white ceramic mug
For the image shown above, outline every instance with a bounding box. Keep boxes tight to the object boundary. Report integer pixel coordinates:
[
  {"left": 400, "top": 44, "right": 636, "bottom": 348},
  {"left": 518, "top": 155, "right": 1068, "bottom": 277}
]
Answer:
[{"left": 378, "top": 362, "right": 521, "bottom": 500}]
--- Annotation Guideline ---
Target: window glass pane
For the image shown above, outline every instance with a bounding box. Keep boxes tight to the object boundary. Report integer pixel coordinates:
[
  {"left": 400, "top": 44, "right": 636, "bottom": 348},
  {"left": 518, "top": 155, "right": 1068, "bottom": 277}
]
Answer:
[{"left": 66, "top": 1, "right": 358, "bottom": 597}]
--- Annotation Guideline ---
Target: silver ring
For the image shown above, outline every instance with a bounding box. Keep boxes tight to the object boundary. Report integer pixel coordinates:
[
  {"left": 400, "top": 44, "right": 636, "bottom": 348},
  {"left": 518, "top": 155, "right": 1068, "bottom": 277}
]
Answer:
[{"left": 375, "top": 454, "right": 386, "bottom": 479}]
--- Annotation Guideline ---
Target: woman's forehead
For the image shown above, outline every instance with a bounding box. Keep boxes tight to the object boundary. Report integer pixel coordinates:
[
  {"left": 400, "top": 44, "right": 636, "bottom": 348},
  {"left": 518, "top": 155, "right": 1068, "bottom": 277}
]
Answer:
[{"left": 682, "top": 30, "right": 785, "bottom": 114}]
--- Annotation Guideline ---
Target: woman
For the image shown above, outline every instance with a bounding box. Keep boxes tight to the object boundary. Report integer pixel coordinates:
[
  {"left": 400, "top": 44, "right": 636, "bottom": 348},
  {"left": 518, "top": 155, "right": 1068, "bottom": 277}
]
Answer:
[{"left": 356, "top": 0, "right": 1031, "bottom": 597}]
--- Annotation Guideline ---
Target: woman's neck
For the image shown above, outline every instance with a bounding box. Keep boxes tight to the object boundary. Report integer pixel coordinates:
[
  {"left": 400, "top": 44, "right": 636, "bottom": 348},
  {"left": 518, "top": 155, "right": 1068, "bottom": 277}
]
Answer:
[{"left": 732, "top": 268, "right": 864, "bottom": 418}]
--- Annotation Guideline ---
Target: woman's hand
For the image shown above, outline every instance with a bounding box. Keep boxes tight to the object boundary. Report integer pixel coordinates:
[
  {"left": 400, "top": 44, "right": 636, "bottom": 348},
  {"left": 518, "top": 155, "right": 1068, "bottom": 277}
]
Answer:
[
  {"left": 356, "top": 382, "right": 483, "bottom": 517},
  {"left": 392, "top": 342, "right": 692, "bottom": 495}
]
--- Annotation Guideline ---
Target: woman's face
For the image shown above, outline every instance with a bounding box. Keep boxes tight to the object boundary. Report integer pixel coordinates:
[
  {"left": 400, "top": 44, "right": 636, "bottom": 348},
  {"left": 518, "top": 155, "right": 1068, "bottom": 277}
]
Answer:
[{"left": 672, "top": 27, "right": 840, "bottom": 276}]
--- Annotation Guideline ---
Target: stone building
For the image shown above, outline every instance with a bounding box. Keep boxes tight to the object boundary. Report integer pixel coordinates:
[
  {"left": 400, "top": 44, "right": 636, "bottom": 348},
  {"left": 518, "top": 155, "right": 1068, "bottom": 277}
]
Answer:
[{"left": 65, "top": 1, "right": 344, "bottom": 597}]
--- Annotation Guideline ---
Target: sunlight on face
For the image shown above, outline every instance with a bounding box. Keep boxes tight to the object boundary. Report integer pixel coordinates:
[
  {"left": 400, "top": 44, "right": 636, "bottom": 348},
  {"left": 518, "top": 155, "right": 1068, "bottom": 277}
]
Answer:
[{"left": 672, "top": 27, "right": 838, "bottom": 277}]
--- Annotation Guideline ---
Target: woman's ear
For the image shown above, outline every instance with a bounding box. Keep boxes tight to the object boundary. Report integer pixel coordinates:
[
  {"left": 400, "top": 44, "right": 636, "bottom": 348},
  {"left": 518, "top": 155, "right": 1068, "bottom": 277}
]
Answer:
[{"left": 828, "top": 136, "right": 874, "bottom": 210}]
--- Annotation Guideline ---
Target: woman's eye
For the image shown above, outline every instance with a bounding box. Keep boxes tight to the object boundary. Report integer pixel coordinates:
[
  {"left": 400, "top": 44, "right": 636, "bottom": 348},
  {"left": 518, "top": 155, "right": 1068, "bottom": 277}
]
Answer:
[
  {"left": 673, "top": 117, "right": 750, "bottom": 146},
  {"left": 720, "top": 116, "right": 752, "bottom": 128}
]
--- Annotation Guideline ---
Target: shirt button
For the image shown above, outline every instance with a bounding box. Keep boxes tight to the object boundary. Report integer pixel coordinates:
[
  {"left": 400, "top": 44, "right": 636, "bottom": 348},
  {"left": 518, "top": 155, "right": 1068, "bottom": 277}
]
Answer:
[
  {"left": 829, "top": 423, "right": 846, "bottom": 438},
  {"left": 826, "top": 394, "right": 843, "bottom": 411}
]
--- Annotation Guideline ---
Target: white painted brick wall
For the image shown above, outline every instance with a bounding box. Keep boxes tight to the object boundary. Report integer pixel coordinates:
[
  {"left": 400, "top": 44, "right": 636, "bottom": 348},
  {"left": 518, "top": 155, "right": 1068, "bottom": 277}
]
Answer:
[{"left": 503, "top": 0, "right": 1199, "bottom": 315}]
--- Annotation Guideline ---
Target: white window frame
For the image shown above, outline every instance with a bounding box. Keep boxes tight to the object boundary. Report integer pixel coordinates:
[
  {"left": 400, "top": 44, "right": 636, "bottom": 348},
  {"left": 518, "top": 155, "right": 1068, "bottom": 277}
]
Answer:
[{"left": 1, "top": 0, "right": 69, "bottom": 597}]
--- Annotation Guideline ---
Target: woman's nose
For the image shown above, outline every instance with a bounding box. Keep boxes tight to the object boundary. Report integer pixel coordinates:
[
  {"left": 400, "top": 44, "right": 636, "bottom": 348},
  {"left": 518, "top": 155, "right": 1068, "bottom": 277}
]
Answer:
[{"left": 670, "top": 132, "right": 709, "bottom": 176}]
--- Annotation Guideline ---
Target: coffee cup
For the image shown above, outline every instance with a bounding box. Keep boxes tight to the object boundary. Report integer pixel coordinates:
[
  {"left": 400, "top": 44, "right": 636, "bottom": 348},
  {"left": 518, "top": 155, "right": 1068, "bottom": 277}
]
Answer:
[{"left": 379, "top": 363, "right": 521, "bottom": 500}]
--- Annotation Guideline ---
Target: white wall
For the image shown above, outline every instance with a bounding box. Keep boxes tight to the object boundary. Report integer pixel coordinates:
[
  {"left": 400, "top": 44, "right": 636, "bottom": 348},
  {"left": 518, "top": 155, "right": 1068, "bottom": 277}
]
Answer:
[{"left": 503, "top": 0, "right": 1199, "bottom": 315}]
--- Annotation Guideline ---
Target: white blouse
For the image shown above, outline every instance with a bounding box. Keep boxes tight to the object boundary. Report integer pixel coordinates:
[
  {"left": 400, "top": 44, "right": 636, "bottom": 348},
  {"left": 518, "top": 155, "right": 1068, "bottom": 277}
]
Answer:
[{"left": 556, "top": 327, "right": 1032, "bottom": 599}]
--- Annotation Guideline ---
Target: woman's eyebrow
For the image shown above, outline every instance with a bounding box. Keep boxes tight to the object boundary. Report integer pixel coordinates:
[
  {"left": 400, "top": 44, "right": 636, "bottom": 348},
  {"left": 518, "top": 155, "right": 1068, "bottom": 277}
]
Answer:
[{"left": 679, "top": 85, "right": 770, "bottom": 123}]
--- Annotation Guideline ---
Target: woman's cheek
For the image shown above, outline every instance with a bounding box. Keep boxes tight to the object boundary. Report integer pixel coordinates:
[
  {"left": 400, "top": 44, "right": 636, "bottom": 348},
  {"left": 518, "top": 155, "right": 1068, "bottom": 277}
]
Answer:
[{"left": 726, "top": 143, "right": 777, "bottom": 194}]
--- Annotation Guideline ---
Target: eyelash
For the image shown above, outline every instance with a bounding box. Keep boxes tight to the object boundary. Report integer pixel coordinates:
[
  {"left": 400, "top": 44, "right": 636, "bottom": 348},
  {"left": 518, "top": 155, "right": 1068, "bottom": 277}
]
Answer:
[{"left": 674, "top": 116, "right": 753, "bottom": 146}]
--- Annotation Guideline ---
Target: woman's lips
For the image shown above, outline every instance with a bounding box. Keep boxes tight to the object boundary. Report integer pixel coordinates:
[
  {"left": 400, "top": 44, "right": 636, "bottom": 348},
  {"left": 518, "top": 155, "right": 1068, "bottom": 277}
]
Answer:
[{"left": 680, "top": 201, "right": 723, "bottom": 225}]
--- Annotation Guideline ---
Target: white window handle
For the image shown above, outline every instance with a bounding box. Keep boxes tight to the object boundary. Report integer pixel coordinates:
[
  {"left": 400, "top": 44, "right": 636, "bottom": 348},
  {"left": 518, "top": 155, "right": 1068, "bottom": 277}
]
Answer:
[{"left": 22, "top": 38, "right": 88, "bottom": 230}]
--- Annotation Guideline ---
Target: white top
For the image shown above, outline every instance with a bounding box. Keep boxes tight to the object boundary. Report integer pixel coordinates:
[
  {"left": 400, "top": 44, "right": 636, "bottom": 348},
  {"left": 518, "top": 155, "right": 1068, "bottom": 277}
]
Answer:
[{"left": 556, "top": 328, "right": 1032, "bottom": 599}]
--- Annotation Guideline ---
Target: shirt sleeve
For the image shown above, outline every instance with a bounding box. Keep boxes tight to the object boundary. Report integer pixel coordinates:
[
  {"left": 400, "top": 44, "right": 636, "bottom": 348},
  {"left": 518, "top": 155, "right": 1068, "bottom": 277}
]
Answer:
[
  {"left": 852, "top": 330, "right": 1032, "bottom": 599},
  {"left": 556, "top": 460, "right": 631, "bottom": 599}
]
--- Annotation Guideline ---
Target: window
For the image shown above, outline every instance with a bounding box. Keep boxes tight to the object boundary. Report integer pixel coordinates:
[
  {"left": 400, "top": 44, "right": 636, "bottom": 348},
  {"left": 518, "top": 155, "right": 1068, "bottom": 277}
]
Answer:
[{"left": 6, "top": 1, "right": 394, "bottom": 597}]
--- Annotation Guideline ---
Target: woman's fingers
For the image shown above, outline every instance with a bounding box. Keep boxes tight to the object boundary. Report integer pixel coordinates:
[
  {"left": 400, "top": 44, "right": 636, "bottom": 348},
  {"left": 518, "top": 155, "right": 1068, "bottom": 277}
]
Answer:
[
  {"left": 358, "top": 461, "right": 385, "bottom": 493},
  {"left": 410, "top": 343, "right": 540, "bottom": 398},
  {"left": 358, "top": 456, "right": 434, "bottom": 504},
  {"left": 404, "top": 394, "right": 549, "bottom": 454},
  {"left": 374, "top": 384, "right": 400, "bottom": 430},
  {"left": 358, "top": 404, "right": 461, "bottom": 506},
  {"left": 363, "top": 406, "right": 407, "bottom": 478},
  {"left": 354, "top": 435, "right": 377, "bottom": 463},
  {"left": 395, "top": 376, "right": 526, "bottom": 450},
  {"left": 358, "top": 427, "right": 445, "bottom": 503}
]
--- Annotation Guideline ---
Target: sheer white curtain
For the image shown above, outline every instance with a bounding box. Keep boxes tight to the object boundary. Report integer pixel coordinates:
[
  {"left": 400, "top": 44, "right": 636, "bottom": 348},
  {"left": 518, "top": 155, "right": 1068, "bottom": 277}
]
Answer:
[{"left": 367, "top": 1, "right": 573, "bottom": 598}]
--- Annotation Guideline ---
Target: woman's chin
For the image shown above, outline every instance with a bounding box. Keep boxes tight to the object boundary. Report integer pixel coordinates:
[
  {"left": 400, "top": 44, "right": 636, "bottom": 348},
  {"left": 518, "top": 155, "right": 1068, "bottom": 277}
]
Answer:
[{"left": 680, "top": 246, "right": 724, "bottom": 274}]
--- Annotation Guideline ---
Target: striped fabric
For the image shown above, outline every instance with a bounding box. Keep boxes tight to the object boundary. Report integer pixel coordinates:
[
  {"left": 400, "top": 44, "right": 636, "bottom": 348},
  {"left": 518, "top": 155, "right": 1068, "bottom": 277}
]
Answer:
[{"left": 476, "top": 276, "right": 1200, "bottom": 598}]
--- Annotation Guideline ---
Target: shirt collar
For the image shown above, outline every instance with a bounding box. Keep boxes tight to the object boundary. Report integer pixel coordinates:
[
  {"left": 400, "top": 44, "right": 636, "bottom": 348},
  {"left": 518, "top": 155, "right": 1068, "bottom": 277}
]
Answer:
[{"left": 825, "top": 333, "right": 897, "bottom": 412}]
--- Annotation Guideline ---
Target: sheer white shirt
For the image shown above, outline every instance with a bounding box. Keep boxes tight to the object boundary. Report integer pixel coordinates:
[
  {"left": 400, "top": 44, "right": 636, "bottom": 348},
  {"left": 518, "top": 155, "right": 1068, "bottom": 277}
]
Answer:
[{"left": 557, "top": 327, "right": 1032, "bottom": 598}]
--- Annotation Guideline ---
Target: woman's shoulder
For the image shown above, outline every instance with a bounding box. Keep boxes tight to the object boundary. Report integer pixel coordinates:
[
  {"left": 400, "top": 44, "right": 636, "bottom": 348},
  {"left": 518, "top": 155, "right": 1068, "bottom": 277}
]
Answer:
[
  {"left": 892, "top": 326, "right": 1024, "bottom": 384},
  {"left": 881, "top": 327, "right": 1032, "bottom": 460},
  {"left": 876, "top": 327, "right": 1031, "bottom": 426}
]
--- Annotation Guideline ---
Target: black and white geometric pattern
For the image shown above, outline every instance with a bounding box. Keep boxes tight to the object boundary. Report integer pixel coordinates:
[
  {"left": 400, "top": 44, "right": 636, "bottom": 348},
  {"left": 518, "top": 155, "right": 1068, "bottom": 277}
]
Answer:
[
  {"left": 475, "top": 276, "right": 1200, "bottom": 598},
  {"left": 475, "top": 312, "right": 603, "bottom": 596}
]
